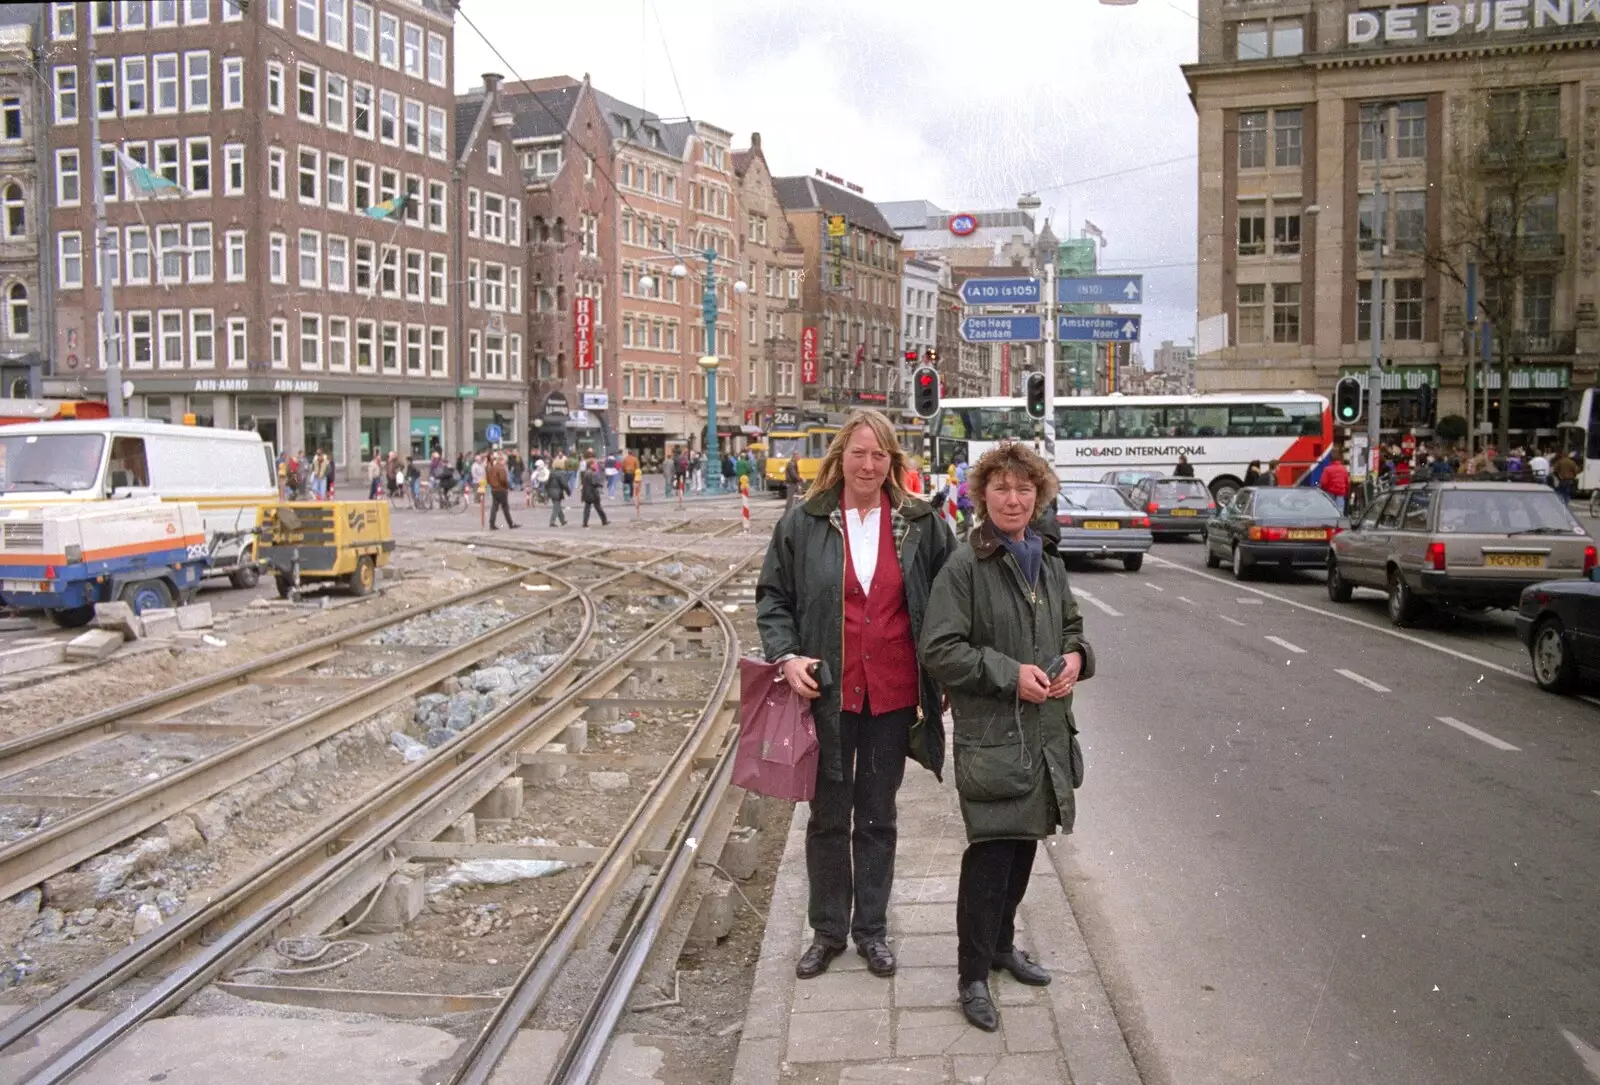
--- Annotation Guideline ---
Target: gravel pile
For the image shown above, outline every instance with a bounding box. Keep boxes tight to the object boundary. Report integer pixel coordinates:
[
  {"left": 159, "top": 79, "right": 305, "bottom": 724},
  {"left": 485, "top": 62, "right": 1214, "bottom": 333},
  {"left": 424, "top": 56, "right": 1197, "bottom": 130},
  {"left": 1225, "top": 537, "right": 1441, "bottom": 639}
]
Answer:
[
  {"left": 365, "top": 600, "right": 516, "bottom": 647},
  {"left": 408, "top": 649, "right": 564, "bottom": 747}
]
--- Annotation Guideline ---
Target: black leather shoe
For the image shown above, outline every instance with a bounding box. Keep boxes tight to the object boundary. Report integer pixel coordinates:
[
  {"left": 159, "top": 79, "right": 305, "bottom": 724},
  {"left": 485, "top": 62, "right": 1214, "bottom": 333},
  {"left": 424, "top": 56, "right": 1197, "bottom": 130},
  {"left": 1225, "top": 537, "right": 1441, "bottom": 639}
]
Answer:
[
  {"left": 958, "top": 980, "right": 999, "bottom": 1031},
  {"left": 795, "top": 942, "right": 844, "bottom": 979},
  {"left": 992, "top": 948, "right": 1052, "bottom": 986},
  {"left": 856, "top": 940, "right": 896, "bottom": 977}
]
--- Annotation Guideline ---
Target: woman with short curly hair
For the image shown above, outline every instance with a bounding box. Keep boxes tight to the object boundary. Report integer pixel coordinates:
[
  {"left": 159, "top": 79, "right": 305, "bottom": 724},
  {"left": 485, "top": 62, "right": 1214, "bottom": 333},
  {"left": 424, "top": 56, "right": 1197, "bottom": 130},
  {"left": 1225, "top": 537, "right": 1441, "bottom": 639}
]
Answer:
[{"left": 919, "top": 440, "right": 1094, "bottom": 1032}]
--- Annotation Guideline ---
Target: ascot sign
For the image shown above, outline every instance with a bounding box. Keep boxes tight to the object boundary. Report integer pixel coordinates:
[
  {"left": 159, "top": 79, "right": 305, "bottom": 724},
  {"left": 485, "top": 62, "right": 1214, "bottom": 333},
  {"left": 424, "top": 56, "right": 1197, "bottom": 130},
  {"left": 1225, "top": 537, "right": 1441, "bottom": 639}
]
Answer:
[{"left": 1348, "top": 0, "right": 1600, "bottom": 44}]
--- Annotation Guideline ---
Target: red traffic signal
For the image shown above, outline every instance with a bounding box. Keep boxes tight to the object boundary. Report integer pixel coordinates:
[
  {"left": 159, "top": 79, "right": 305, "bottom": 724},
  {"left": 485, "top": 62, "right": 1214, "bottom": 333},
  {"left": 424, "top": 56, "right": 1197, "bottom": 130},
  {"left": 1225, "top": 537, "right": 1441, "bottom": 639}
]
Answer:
[
  {"left": 904, "top": 350, "right": 919, "bottom": 363},
  {"left": 912, "top": 365, "right": 940, "bottom": 419}
]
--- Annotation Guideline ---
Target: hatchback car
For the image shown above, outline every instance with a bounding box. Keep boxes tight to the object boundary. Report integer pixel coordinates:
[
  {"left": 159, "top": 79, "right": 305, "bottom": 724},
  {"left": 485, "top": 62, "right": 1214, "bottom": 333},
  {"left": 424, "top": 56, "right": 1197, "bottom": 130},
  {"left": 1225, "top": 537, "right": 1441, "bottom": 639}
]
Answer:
[
  {"left": 1327, "top": 482, "right": 1595, "bottom": 626},
  {"left": 1056, "top": 483, "right": 1153, "bottom": 571},
  {"left": 1098, "top": 469, "right": 1164, "bottom": 503},
  {"left": 1515, "top": 576, "right": 1600, "bottom": 693},
  {"left": 1205, "top": 487, "right": 1347, "bottom": 580},
  {"left": 1131, "top": 476, "right": 1216, "bottom": 538}
]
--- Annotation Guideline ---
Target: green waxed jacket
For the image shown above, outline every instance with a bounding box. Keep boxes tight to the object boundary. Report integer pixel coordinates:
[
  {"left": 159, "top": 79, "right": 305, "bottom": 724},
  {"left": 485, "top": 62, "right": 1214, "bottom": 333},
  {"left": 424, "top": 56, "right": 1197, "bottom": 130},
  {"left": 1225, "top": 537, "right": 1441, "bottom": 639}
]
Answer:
[
  {"left": 756, "top": 485, "right": 957, "bottom": 784},
  {"left": 919, "top": 520, "right": 1095, "bottom": 843}
]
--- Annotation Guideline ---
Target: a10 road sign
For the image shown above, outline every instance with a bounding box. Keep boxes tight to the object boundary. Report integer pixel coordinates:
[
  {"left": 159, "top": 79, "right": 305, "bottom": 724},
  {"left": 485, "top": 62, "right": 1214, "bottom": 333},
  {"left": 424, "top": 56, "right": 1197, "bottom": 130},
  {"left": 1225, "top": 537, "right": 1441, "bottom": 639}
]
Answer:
[{"left": 959, "top": 277, "right": 1041, "bottom": 306}]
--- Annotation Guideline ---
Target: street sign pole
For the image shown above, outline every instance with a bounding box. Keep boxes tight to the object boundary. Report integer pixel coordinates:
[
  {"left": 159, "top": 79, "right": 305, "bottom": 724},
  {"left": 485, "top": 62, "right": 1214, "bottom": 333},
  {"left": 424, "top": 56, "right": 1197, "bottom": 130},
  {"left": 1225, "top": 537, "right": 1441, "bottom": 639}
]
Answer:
[{"left": 1042, "top": 261, "right": 1056, "bottom": 456}]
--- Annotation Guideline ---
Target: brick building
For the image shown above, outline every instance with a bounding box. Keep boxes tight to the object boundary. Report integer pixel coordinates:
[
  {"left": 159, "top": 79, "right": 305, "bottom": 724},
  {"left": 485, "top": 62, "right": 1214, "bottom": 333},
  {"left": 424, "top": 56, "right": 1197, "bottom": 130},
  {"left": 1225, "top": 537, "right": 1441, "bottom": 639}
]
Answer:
[
  {"left": 681, "top": 119, "right": 745, "bottom": 451},
  {"left": 41, "top": 0, "right": 462, "bottom": 476},
  {"left": 774, "top": 174, "right": 903, "bottom": 412},
  {"left": 732, "top": 131, "right": 803, "bottom": 428},
  {"left": 0, "top": 8, "right": 44, "bottom": 398}
]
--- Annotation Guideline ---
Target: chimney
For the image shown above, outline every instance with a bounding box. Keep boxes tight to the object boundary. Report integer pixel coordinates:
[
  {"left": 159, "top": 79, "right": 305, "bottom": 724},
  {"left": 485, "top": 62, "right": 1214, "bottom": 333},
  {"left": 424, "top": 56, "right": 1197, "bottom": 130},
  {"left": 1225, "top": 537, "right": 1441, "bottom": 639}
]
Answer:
[
  {"left": 482, "top": 72, "right": 503, "bottom": 94},
  {"left": 750, "top": 132, "right": 762, "bottom": 152}
]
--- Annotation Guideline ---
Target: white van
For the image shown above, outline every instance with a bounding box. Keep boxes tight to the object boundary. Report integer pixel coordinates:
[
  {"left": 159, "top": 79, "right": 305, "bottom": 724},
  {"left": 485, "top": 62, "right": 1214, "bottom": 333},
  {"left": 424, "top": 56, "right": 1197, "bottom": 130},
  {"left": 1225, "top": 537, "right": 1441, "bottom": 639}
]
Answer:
[{"left": 0, "top": 419, "right": 277, "bottom": 587}]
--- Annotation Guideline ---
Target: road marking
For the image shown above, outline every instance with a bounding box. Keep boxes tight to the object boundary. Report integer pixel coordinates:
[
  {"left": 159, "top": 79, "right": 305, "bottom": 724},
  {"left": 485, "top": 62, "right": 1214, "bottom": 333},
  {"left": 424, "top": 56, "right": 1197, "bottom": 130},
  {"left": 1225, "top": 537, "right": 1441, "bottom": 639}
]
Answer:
[
  {"left": 1217, "top": 615, "right": 1247, "bottom": 627},
  {"left": 1436, "top": 716, "right": 1521, "bottom": 752},
  {"left": 1559, "top": 1028, "right": 1600, "bottom": 1082},
  {"left": 1336, "top": 668, "right": 1391, "bottom": 693},
  {"left": 1145, "top": 554, "right": 1600, "bottom": 708},
  {"left": 1176, "top": 596, "right": 1197, "bottom": 605},
  {"left": 1264, "top": 635, "right": 1307, "bottom": 654},
  {"left": 1142, "top": 582, "right": 1165, "bottom": 592},
  {"left": 1074, "top": 589, "right": 1122, "bottom": 618},
  {"left": 1237, "top": 598, "right": 1264, "bottom": 605}
]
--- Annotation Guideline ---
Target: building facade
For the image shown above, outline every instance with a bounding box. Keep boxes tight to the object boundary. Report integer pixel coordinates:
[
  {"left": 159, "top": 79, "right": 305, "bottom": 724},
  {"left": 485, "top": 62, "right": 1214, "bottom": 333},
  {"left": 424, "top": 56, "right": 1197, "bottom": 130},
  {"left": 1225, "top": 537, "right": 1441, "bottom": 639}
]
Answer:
[
  {"left": 681, "top": 120, "right": 745, "bottom": 450},
  {"left": 41, "top": 0, "right": 462, "bottom": 476},
  {"left": 900, "top": 254, "right": 939, "bottom": 382},
  {"left": 0, "top": 10, "right": 44, "bottom": 398},
  {"left": 733, "top": 132, "right": 804, "bottom": 429},
  {"left": 775, "top": 174, "right": 903, "bottom": 412},
  {"left": 1152, "top": 337, "right": 1196, "bottom": 392},
  {"left": 1188, "top": 0, "right": 1600, "bottom": 443}
]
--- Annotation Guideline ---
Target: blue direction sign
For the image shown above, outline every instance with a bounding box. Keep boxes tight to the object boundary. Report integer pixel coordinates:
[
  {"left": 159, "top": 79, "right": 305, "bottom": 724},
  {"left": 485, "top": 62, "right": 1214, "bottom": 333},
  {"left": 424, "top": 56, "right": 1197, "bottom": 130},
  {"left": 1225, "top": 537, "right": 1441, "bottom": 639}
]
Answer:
[
  {"left": 960, "top": 277, "right": 1041, "bottom": 306},
  {"left": 961, "top": 315, "right": 1042, "bottom": 343},
  {"left": 485, "top": 423, "right": 503, "bottom": 443},
  {"left": 1057, "top": 315, "right": 1142, "bottom": 342},
  {"left": 1056, "top": 275, "right": 1144, "bottom": 304}
]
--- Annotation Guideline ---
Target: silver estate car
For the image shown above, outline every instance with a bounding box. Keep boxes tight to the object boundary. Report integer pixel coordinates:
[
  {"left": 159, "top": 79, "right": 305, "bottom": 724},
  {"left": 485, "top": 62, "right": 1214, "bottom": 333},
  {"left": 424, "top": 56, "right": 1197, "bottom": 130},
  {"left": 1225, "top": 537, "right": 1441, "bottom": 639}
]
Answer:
[{"left": 1055, "top": 483, "right": 1154, "bottom": 572}]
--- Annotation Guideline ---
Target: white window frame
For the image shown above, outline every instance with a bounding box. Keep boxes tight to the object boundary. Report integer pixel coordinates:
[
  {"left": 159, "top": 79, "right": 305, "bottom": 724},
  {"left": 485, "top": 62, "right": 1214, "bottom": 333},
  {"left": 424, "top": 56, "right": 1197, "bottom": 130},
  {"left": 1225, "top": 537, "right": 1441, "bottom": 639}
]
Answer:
[
  {"left": 353, "top": 240, "right": 374, "bottom": 294},
  {"left": 427, "top": 180, "right": 445, "bottom": 231},
  {"left": 268, "top": 231, "right": 287, "bottom": 284},
  {"left": 223, "top": 142, "right": 244, "bottom": 195},
  {"left": 184, "top": 0, "right": 208, "bottom": 24},
  {"left": 486, "top": 140, "right": 502, "bottom": 175},
  {"left": 324, "top": 0, "right": 346, "bottom": 49},
  {"left": 296, "top": 0, "right": 318, "bottom": 39},
  {"left": 351, "top": 1, "right": 373, "bottom": 58},
  {"left": 429, "top": 327, "right": 447, "bottom": 375},
  {"left": 402, "top": 98, "right": 421, "bottom": 152},
  {"left": 94, "top": 59, "right": 117, "bottom": 118},
  {"left": 325, "top": 154, "right": 347, "bottom": 209},
  {"left": 125, "top": 226, "right": 152, "bottom": 284},
  {"left": 326, "top": 235, "right": 348, "bottom": 291},
  {"left": 267, "top": 146, "right": 286, "bottom": 198},
  {"left": 297, "top": 145, "right": 319, "bottom": 205},
  {"left": 297, "top": 64, "right": 319, "bottom": 123},
  {"left": 467, "top": 258, "right": 480, "bottom": 308},
  {"left": 93, "top": 0, "right": 115, "bottom": 31},
  {"left": 428, "top": 253, "right": 446, "bottom": 303},
  {"left": 222, "top": 56, "right": 244, "bottom": 109},
  {"left": 378, "top": 89, "right": 398, "bottom": 145},
  {"left": 156, "top": 224, "right": 182, "bottom": 284},
  {"left": 380, "top": 322, "right": 399, "bottom": 372},
  {"left": 325, "top": 72, "right": 347, "bottom": 131},
  {"left": 127, "top": 312, "right": 152, "bottom": 369},
  {"left": 227, "top": 316, "right": 248, "bottom": 369},
  {"left": 467, "top": 188, "right": 479, "bottom": 236},
  {"left": 467, "top": 330, "right": 480, "bottom": 378},
  {"left": 58, "top": 231, "right": 84, "bottom": 288},
  {"left": 224, "top": 0, "right": 244, "bottom": 20},
  {"left": 427, "top": 32, "right": 446, "bottom": 86},
  {"left": 52, "top": 3, "right": 77, "bottom": 40},
  {"left": 509, "top": 267, "right": 521, "bottom": 314},
  {"left": 266, "top": 61, "right": 284, "bottom": 114},
  {"left": 55, "top": 150, "right": 81, "bottom": 207},
  {"left": 426, "top": 105, "right": 445, "bottom": 159},
  {"left": 189, "top": 309, "right": 215, "bottom": 369},
  {"left": 183, "top": 50, "right": 210, "bottom": 112},
  {"left": 298, "top": 228, "right": 321, "bottom": 287},
  {"left": 327, "top": 316, "right": 350, "bottom": 371},
  {"left": 158, "top": 309, "right": 185, "bottom": 369},
  {"left": 224, "top": 229, "right": 246, "bottom": 282},
  {"left": 185, "top": 136, "right": 211, "bottom": 195},
  {"left": 379, "top": 244, "right": 399, "bottom": 297},
  {"left": 187, "top": 222, "right": 213, "bottom": 282},
  {"left": 153, "top": 0, "right": 178, "bottom": 26},
  {"left": 270, "top": 318, "right": 288, "bottom": 369},
  {"left": 404, "top": 325, "right": 423, "bottom": 374},
  {"left": 300, "top": 313, "right": 322, "bottom": 371},
  {"left": 402, "top": 22, "right": 423, "bottom": 77},
  {"left": 509, "top": 199, "right": 521, "bottom": 245},
  {"left": 378, "top": 11, "right": 398, "bottom": 68},
  {"left": 52, "top": 67, "right": 78, "bottom": 124},
  {"left": 122, "top": 56, "right": 148, "bottom": 117},
  {"left": 355, "top": 320, "right": 375, "bottom": 371}
]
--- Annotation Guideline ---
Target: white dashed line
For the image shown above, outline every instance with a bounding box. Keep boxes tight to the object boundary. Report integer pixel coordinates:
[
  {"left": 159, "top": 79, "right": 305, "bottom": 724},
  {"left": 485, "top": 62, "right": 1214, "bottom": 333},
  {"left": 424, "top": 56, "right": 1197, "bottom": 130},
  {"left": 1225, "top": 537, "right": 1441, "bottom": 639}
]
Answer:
[
  {"left": 1142, "top": 582, "right": 1165, "bottom": 592},
  {"left": 1237, "top": 598, "right": 1264, "bottom": 605},
  {"left": 1074, "top": 589, "right": 1123, "bottom": 618},
  {"left": 1558, "top": 1028, "right": 1600, "bottom": 1082},
  {"left": 1436, "top": 716, "right": 1521, "bottom": 752},
  {"left": 1217, "top": 615, "right": 1247, "bottom": 627},
  {"left": 1336, "top": 669, "right": 1391, "bottom": 693},
  {"left": 1264, "top": 636, "right": 1307, "bottom": 654},
  {"left": 1176, "top": 596, "right": 1197, "bottom": 605}
]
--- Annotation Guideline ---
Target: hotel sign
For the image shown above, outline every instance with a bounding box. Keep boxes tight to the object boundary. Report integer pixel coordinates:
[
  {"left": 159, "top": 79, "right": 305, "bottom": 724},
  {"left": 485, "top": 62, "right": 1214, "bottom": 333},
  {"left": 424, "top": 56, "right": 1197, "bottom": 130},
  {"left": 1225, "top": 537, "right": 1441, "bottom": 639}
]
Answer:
[{"left": 1348, "top": 1, "right": 1600, "bottom": 45}]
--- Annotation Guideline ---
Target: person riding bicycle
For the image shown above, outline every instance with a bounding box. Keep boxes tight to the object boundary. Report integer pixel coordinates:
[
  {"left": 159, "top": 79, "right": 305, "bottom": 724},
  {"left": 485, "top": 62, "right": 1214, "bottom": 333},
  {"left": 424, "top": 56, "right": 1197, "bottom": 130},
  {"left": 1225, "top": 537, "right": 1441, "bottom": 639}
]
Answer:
[{"left": 429, "top": 452, "right": 458, "bottom": 502}]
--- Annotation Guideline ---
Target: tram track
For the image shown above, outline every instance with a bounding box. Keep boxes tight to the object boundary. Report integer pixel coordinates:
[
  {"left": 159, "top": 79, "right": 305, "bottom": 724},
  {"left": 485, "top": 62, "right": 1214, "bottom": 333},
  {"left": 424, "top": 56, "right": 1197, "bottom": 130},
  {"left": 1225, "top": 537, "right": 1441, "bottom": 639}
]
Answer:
[{"left": 0, "top": 543, "right": 767, "bottom": 1084}]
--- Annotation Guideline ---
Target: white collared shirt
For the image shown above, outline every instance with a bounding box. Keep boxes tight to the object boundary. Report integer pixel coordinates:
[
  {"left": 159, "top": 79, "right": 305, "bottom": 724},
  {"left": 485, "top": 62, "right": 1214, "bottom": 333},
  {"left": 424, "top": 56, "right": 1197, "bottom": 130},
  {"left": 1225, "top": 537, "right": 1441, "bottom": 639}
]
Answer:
[{"left": 845, "top": 505, "right": 881, "bottom": 595}]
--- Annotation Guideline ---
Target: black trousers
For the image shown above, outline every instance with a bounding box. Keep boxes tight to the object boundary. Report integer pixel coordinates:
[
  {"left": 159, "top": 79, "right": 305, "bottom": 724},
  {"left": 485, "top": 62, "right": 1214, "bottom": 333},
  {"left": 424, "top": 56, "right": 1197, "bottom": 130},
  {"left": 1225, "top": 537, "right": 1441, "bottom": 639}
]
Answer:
[
  {"left": 957, "top": 838, "right": 1038, "bottom": 984},
  {"left": 582, "top": 498, "right": 607, "bottom": 525},
  {"left": 805, "top": 703, "right": 913, "bottom": 948},
  {"left": 489, "top": 489, "right": 514, "bottom": 528}
]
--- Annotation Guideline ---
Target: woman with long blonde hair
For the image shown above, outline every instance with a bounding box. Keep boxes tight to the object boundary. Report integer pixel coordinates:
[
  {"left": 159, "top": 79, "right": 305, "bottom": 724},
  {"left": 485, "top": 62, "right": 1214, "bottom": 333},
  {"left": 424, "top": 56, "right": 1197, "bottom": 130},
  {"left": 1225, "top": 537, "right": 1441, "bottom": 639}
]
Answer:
[{"left": 758, "top": 408, "right": 955, "bottom": 981}]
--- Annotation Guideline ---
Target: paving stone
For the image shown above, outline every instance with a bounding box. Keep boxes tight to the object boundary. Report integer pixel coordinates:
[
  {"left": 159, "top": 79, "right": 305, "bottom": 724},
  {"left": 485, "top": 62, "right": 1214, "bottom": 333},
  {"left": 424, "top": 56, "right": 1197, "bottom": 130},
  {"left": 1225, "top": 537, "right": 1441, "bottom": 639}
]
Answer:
[
  {"left": 951, "top": 1052, "right": 1065, "bottom": 1084},
  {"left": 838, "top": 1058, "right": 950, "bottom": 1083},
  {"left": 0, "top": 616, "right": 37, "bottom": 632},
  {"left": 890, "top": 876, "right": 959, "bottom": 905},
  {"left": 893, "top": 967, "right": 959, "bottom": 1010},
  {"left": 785, "top": 1008, "right": 893, "bottom": 1064},
  {"left": 790, "top": 967, "right": 892, "bottom": 1013},
  {"left": 895, "top": 1006, "right": 1004, "bottom": 1057},
  {"left": 175, "top": 602, "right": 214, "bottom": 630},
  {"left": 65, "top": 629, "right": 123, "bottom": 661},
  {"left": 140, "top": 609, "right": 180, "bottom": 640},
  {"left": 0, "top": 642, "right": 65, "bottom": 674},
  {"left": 889, "top": 903, "right": 957, "bottom": 936},
  {"left": 892, "top": 934, "right": 958, "bottom": 969},
  {"left": 93, "top": 601, "right": 143, "bottom": 639},
  {"left": 998, "top": 1004, "right": 1058, "bottom": 1053}
]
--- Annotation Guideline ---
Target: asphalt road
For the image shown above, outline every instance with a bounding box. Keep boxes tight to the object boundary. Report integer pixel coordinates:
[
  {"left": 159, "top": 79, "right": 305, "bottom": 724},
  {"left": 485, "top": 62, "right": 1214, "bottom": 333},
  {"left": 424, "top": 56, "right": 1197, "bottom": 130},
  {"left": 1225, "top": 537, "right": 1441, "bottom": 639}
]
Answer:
[{"left": 1058, "top": 536, "right": 1600, "bottom": 1085}]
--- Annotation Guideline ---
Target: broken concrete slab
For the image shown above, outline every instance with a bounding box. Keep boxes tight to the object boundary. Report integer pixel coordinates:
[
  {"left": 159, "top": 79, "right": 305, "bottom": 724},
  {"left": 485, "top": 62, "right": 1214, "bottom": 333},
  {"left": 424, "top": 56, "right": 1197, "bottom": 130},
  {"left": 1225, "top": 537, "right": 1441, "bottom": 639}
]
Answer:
[
  {"left": 65, "top": 629, "right": 123, "bottom": 661},
  {"left": 139, "top": 608, "right": 180, "bottom": 640},
  {"left": 0, "top": 642, "right": 66, "bottom": 675},
  {"left": 176, "top": 602, "right": 214, "bottom": 630},
  {"left": 93, "top": 601, "right": 144, "bottom": 640}
]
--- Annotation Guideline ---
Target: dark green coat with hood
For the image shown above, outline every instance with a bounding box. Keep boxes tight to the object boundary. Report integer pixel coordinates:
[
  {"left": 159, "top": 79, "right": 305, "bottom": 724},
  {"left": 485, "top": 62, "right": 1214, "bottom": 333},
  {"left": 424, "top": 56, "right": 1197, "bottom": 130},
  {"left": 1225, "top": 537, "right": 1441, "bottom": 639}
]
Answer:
[
  {"left": 919, "top": 518, "right": 1095, "bottom": 843},
  {"left": 756, "top": 485, "right": 957, "bottom": 783}
]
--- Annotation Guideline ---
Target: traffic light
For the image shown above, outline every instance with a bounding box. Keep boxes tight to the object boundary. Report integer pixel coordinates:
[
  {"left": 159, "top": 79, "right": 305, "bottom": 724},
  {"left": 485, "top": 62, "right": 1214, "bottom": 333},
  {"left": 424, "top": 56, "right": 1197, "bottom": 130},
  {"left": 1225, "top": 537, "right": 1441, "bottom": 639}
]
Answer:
[
  {"left": 1026, "top": 372, "right": 1046, "bottom": 419},
  {"left": 1334, "top": 376, "right": 1364, "bottom": 425},
  {"left": 912, "top": 365, "right": 940, "bottom": 419},
  {"left": 925, "top": 347, "right": 939, "bottom": 363},
  {"left": 1416, "top": 381, "right": 1435, "bottom": 425},
  {"left": 904, "top": 350, "right": 918, "bottom": 364}
]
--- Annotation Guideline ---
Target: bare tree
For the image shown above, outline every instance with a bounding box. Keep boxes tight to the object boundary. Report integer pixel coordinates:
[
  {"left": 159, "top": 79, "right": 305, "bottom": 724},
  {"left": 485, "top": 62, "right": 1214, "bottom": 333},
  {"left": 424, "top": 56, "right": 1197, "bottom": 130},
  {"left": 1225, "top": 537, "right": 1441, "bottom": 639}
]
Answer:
[{"left": 1421, "top": 55, "right": 1565, "bottom": 455}]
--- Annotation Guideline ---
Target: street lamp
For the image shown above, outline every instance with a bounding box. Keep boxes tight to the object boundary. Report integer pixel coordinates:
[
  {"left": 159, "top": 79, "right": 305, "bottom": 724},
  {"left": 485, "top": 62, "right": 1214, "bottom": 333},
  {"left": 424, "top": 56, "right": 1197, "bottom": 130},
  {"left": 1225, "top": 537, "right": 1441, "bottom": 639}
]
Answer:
[{"left": 635, "top": 246, "right": 748, "bottom": 494}]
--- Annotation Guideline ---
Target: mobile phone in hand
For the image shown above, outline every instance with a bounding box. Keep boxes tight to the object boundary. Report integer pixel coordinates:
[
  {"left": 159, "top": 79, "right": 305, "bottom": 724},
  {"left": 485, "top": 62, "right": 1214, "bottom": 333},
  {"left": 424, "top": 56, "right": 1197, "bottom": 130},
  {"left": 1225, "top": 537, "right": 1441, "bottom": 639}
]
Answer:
[
  {"left": 808, "top": 660, "right": 833, "bottom": 687},
  {"left": 1043, "top": 655, "right": 1066, "bottom": 682}
]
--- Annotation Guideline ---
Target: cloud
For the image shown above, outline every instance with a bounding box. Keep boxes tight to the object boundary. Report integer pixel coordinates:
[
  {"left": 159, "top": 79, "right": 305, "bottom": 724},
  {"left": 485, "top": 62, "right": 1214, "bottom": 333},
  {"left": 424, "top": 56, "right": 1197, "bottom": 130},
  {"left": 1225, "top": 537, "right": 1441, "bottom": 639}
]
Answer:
[{"left": 453, "top": 0, "right": 1199, "bottom": 358}]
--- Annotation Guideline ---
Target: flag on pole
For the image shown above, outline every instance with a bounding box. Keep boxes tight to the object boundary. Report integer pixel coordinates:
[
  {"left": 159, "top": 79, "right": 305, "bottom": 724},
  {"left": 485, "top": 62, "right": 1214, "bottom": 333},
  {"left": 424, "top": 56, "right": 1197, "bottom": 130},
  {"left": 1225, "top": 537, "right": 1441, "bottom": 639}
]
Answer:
[
  {"left": 363, "top": 193, "right": 409, "bottom": 219},
  {"left": 115, "top": 146, "right": 182, "bottom": 198},
  {"left": 1083, "top": 220, "right": 1107, "bottom": 248}
]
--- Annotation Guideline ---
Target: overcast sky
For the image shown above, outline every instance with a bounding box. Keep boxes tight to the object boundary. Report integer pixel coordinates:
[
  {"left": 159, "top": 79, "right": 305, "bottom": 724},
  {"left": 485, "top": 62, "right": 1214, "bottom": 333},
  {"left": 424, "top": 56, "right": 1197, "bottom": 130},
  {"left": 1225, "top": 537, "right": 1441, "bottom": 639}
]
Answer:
[{"left": 454, "top": 0, "right": 1200, "bottom": 366}]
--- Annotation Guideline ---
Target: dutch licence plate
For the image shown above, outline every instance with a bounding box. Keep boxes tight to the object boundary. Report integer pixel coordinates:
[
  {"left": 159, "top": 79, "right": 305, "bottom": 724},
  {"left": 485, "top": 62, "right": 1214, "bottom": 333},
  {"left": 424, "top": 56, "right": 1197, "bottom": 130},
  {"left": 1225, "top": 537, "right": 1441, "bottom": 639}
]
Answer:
[
  {"left": 1172, "top": 508, "right": 1198, "bottom": 517},
  {"left": 1288, "top": 529, "right": 1326, "bottom": 541},
  {"left": 1084, "top": 520, "right": 1120, "bottom": 530},
  {"left": 1484, "top": 553, "right": 1545, "bottom": 569},
  {"left": 1, "top": 580, "right": 45, "bottom": 592}
]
